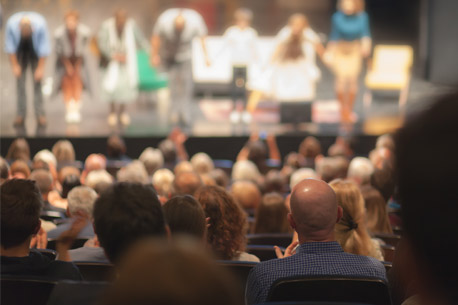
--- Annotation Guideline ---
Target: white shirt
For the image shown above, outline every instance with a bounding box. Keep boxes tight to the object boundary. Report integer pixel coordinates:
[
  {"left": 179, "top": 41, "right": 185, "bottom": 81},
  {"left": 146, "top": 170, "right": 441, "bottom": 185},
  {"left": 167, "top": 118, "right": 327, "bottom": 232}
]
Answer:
[
  {"left": 153, "top": 8, "right": 208, "bottom": 62},
  {"left": 222, "top": 26, "right": 258, "bottom": 65}
]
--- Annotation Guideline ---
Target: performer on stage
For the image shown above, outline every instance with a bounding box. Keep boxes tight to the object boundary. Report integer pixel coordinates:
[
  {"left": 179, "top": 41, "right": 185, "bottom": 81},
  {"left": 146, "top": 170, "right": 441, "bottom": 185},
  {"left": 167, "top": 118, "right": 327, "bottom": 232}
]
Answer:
[
  {"left": 5, "top": 12, "right": 50, "bottom": 127},
  {"left": 220, "top": 8, "right": 258, "bottom": 124},
  {"left": 98, "top": 9, "right": 149, "bottom": 126},
  {"left": 151, "top": 8, "right": 210, "bottom": 127},
  {"left": 54, "top": 10, "right": 91, "bottom": 124},
  {"left": 246, "top": 14, "right": 321, "bottom": 116},
  {"left": 325, "top": 0, "right": 371, "bottom": 123}
]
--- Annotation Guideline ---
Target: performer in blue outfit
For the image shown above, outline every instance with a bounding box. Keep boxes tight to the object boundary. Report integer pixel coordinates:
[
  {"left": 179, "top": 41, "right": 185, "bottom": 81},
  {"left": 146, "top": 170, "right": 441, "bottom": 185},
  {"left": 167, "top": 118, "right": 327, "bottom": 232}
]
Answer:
[
  {"left": 5, "top": 12, "right": 50, "bottom": 127},
  {"left": 325, "top": 0, "right": 371, "bottom": 124}
]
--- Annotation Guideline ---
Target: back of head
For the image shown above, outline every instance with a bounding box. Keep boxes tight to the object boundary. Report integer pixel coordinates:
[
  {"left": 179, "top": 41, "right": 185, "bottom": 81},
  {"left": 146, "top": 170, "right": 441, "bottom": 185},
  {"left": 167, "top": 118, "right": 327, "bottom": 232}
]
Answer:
[
  {"left": 195, "top": 186, "right": 247, "bottom": 260},
  {"left": 299, "top": 136, "right": 321, "bottom": 159},
  {"left": 0, "top": 157, "right": 10, "bottom": 183},
  {"left": 139, "top": 147, "right": 164, "bottom": 176},
  {"left": 93, "top": 183, "right": 166, "bottom": 263},
  {"left": 330, "top": 179, "right": 374, "bottom": 257},
  {"left": 158, "top": 139, "right": 176, "bottom": 163},
  {"left": 6, "top": 138, "right": 30, "bottom": 162},
  {"left": 209, "top": 168, "right": 229, "bottom": 188},
  {"left": 107, "top": 135, "right": 127, "bottom": 159},
  {"left": 231, "top": 180, "right": 261, "bottom": 210},
  {"left": 1, "top": 179, "right": 42, "bottom": 249},
  {"left": 370, "top": 163, "right": 395, "bottom": 202},
  {"left": 67, "top": 186, "right": 97, "bottom": 218},
  {"left": 33, "top": 149, "right": 57, "bottom": 169},
  {"left": 360, "top": 185, "right": 392, "bottom": 234},
  {"left": 174, "top": 161, "right": 194, "bottom": 175},
  {"left": 290, "top": 168, "right": 317, "bottom": 190},
  {"left": 173, "top": 171, "right": 203, "bottom": 196},
  {"left": 152, "top": 168, "right": 175, "bottom": 197},
  {"left": 395, "top": 91, "right": 458, "bottom": 303},
  {"left": 58, "top": 166, "right": 81, "bottom": 185},
  {"left": 61, "top": 174, "right": 82, "bottom": 198},
  {"left": 348, "top": 157, "right": 374, "bottom": 186},
  {"left": 163, "top": 195, "right": 206, "bottom": 239},
  {"left": 254, "top": 193, "right": 290, "bottom": 234},
  {"left": 376, "top": 134, "right": 395, "bottom": 152},
  {"left": 190, "top": 152, "right": 214, "bottom": 175},
  {"left": 52, "top": 140, "right": 75, "bottom": 163},
  {"left": 232, "top": 160, "right": 261, "bottom": 182},
  {"left": 100, "top": 239, "right": 241, "bottom": 305},
  {"left": 247, "top": 140, "right": 267, "bottom": 172},
  {"left": 264, "top": 170, "right": 286, "bottom": 194},
  {"left": 117, "top": 161, "right": 149, "bottom": 184},
  {"left": 10, "top": 160, "right": 31, "bottom": 179},
  {"left": 84, "top": 154, "right": 107, "bottom": 172},
  {"left": 29, "top": 169, "right": 53, "bottom": 195},
  {"left": 290, "top": 179, "right": 338, "bottom": 240},
  {"left": 85, "top": 169, "right": 113, "bottom": 190}
]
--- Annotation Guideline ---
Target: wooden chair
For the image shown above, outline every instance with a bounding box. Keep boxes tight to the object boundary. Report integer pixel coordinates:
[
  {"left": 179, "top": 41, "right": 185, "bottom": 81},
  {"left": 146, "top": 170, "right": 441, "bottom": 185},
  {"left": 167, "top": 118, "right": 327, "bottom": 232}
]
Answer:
[
  {"left": 381, "top": 244, "right": 396, "bottom": 263},
  {"left": 374, "top": 233, "right": 401, "bottom": 247},
  {"left": 1, "top": 278, "right": 56, "bottom": 305},
  {"left": 247, "top": 233, "right": 293, "bottom": 248},
  {"left": 364, "top": 45, "right": 413, "bottom": 111},
  {"left": 74, "top": 262, "right": 116, "bottom": 282},
  {"left": 246, "top": 245, "right": 285, "bottom": 262},
  {"left": 267, "top": 276, "right": 392, "bottom": 305}
]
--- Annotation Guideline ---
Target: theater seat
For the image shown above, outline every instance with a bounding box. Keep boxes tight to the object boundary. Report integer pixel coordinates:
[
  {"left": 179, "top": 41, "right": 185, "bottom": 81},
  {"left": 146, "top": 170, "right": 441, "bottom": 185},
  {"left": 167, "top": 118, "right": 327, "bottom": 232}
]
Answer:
[
  {"left": 381, "top": 244, "right": 396, "bottom": 263},
  {"left": 374, "top": 233, "right": 401, "bottom": 247},
  {"left": 74, "top": 262, "right": 116, "bottom": 282},
  {"left": 247, "top": 233, "right": 293, "bottom": 248},
  {"left": 267, "top": 276, "right": 392, "bottom": 305},
  {"left": 217, "top": 261, "right": 258, "bottom": 297},
  {"left": 246, "top": 245, "right": 285, "bottom": 262},
  {"left": 46, "top": 281, "right": 110, "bottom": 305},
  {"left": 1, "top": 278, "right": 56, "bottom": 305},
  {"left": 46, "top": 237, "right": 90, "bottom": 251},
  {"left": 35, "top": 249, "right": 57, "bottom": 260}
]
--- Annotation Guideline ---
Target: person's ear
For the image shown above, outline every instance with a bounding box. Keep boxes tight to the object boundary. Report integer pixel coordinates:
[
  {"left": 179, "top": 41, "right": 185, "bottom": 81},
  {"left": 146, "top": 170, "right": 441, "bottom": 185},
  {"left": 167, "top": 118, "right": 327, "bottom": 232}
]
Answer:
[
  {"left": 287, "top": 213, "right": 296, "bottom": 230},
  {"left": 336, "top": 206, "right": 343, "bottom": 223}
]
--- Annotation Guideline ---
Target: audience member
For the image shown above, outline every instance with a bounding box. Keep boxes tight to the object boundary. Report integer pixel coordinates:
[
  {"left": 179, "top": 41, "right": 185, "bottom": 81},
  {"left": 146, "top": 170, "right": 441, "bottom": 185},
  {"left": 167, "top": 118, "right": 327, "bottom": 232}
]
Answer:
[
  {"left": 10, "top": 160, "right": 30, "bottom": 179},
  {"left": 298, "top": 136, "right": 322, "bottom": 168},
  {"left": 81, "top": 153, "right": 107, "bottom": 183},
  {"left": 158, "top": 138, "right": 177, "bottom": 165},
  {"left": 231, "top": 180, "right": 261, "bottom": 211},
  {"left": 152, "top": 168, "right": 175, "bottom": 201},
  {"left": 209, "top": 168, "right": 230, "bottom": 189},
  {"left": 173, "top": 171, "right": 203, "bottom": 196},
  {"left": 116, "top": 160, "right": 149, "bottom": 184},
  {"left": 232, "top": 160, "right": 261, "bottom": 182},
  {"left": 370, "top": 163, "right": 395, "bottom": 203},
  {"left": 139, "top": 147, "right": 164, "bottom": 177},
  {"left": 195, "top": 186, "right": 259, "bottom": 262},
  {"left": 290, "top": 168, "right": 317, "bottom": 190},
  {"left": 190, "top": 152, "right": 214, "bottom": 175},
  {"left": 61, "top": 174, "right": 82, "bottom": 199},
  {"left": 253, "top": 193, "right": 290, "bottom": 234},
  {"left": 6, "top": 138, "right": 30, "bottom": 162},
  {"left": 58, "top": 165, "right": 81, "bottom": 186},
  {"left": 84, "top": 169, "right": 113, "bottom": 193},
  {"left": 33, "top": 149, "right": 57, "bottom": 168},
  {"left": 174, "top": 160, "right": 194, "bottom": 175},
  {"left": 29, "top": 169, "right": 66, "bottom": 214},
  {"left": 246, "top": 179, "right": 386, "bottom": 305},
  {"left": 100, "top": 239, "right": 241, "bottom": 305},
  {"left": 107, "top": 135, "right": 130, "bottom": 161},
  {"left": 47, "top": 186, "right": 97, "bottom": 239},
  {"left": 330, "top": 179, "right": 383, "bottom": 260},
  {"left": 52, "top": 140, "right": 76, "bottom": 164},
  {"left": 360, "top": 185, "right": 393, "bottom": 234},
  {"left": 376, "top": 133, "right": 395, "bottom": 152},
  {"left": 263, "top": 170, "right": 286, "bottom": 194},
  {"left": 0, "top": 179, "right": 82, "bottom": 280},
  {"left": 92, "top": 183, "right": 168, "bottom": 264},
  {"left": 163, "top": 195, "right": 206, "bottom": 241},
  {"left": 347, "top": 157, "right": 374, "bottom": 186}
]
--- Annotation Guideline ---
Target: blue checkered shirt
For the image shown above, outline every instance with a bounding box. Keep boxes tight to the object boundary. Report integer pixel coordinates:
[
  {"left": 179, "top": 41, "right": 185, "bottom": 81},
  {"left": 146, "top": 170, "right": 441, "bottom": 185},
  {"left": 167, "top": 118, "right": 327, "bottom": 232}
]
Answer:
[{"left": 245, "top": 241, "right": 387, "bottom": 305}]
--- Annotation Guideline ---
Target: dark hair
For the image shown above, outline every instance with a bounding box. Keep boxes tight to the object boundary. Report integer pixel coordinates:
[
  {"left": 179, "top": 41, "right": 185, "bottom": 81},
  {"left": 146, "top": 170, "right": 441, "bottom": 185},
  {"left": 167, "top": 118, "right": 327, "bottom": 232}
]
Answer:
[
  {"left": 158, "top": 139, "right": 177, "bottom": 163},
  {"left": 195, "top": 186, "right": 247, "bottom": 260},
  {"left": 247, "top": 140, "right": 268, "bottom": 174},
  {"left": 264, "top": 170, "right": 286, "bottom": 194},
  {"left": 209, "top": 168, "right": 229, "bottom": 188},
  {"left": 163, "top": 195, "right": 206, "bottom": 239},
  {"left": 107, "top": 135, "right": 126, "bottom": 159},
  {"left": 6, "top": 138, "right": 30, "bottom": 162},
  {"left": 254, "top": 193, "right": 290, "bottom": 234},
  {"left": 299, "top": 136, "right": 321, "bottom": 159},
  {"left": 370, "top": 163, "right": 395, "bottom": 202},
  {"left": 395, "top": 91, "right": 458, "bottom": 302},
  {"left": 1, "top": 179, "right": 42, "bottom": 249},
  {"left": 93, "top": 183, "right": 167, "bottom": 263},
  {"left": 61, "top": 174, "right": 82, "bottom": 199}
]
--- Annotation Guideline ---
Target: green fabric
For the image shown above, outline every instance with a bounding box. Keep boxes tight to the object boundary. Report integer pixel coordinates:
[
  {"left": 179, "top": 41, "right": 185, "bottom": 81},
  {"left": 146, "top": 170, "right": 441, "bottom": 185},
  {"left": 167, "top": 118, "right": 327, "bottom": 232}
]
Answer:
[{"left": 137, "top": 50, "right": 168, "bottom": 91}]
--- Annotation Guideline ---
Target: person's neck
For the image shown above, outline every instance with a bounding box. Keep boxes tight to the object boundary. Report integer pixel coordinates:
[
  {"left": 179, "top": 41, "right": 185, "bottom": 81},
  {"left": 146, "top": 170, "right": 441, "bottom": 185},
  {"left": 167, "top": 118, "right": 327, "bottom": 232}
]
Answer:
[
  {"left": 0, "top": 239, "right": 32, "bottom": 257},
  {"left": 297, "top": 231, "right": 336, "bottom": 244}
]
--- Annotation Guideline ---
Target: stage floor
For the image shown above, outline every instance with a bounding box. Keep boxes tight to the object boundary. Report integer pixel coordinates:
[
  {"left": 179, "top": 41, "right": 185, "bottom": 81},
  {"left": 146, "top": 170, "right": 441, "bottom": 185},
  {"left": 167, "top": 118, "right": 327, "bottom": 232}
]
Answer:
[{"left": 0, "top": 65, "right": 445, "bottom": 139}]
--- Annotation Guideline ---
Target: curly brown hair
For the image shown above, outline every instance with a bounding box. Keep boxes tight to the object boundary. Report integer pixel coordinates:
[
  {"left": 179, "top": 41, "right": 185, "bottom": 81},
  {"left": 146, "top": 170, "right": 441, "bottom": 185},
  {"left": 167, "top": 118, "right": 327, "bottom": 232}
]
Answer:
[{"left": 195, "top": 186, "right": 248, "bottom": 260}]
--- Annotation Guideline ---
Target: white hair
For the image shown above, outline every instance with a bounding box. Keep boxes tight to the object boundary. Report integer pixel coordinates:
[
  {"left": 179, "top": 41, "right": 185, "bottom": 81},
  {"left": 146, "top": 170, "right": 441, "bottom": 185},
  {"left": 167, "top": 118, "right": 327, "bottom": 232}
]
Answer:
[
  {"left": 348, "top": 157, "right": 374, "bottom": 185},
  {"left": 117, "top": 160, "right": 149, "bottom": 184},
  {"left": 33, "top": 149, "right": 57, "bottom": 167},
  {"left": 232, "top": 160, "right": 261, "bottom": 182},
  {"left": 290, "top": 168, "right": 317, "bottom": 190},
  {"left": 190, "top": 152, "right": 214, "bottom": 174},
  {"left": 85, "top": 169, "right": 114, "bottom": 190},
  {"left": 139, "top": 147, "right": 164, "bottom": 175},
  {"left": 67, "top": 186, "right": 98, "bottom": 218},
  {"left": 152, "top": 168, "right": 175, "bottom": 197}
]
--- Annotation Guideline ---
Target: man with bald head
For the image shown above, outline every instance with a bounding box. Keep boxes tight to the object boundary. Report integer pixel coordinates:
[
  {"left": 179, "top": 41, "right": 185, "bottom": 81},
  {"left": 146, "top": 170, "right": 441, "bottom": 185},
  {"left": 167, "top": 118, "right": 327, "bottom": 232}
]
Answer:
[
  {"left": 172, "top": 171, "right": 203, "bottom": 196},
  {"left": 246, "top": 179, "right": 386, "bottom": 305},
  {"left": 5, "top": 12, "right": 50, "bottom": 126}
]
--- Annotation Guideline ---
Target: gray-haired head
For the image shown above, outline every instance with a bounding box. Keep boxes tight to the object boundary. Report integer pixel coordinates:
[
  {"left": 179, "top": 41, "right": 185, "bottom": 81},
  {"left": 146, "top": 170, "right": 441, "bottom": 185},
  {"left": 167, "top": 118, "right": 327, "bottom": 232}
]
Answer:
[
  {"left": 67, "top": 186, "right": 98, "bottom": 218},
  {"left": 139, "top": 147, "right": 164, "bottom": 176}
]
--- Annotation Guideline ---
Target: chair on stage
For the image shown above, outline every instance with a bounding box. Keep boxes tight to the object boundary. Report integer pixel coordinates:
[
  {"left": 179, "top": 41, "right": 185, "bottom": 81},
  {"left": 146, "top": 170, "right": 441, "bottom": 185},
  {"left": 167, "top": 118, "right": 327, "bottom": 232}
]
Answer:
[
  {"left": 246, "top": 245, "right": 285, "bottom": 262},
  {"left": 1, "top": 277, "right": 56, "bottom": 305},
  {"left": 46, "top": 237, "right": 90, "bottom": 251},
  {"left": 247, "top": 233, "right": 293, "bottom": 248},
  {"left": 364, "top": 45, "right": 413, "bottom": 111},
  {"left": 74, "top": 262, "right": 116, "bottom": 282},
  {"left": 267, "top": 276, "right": 392, "bottom": 305}
]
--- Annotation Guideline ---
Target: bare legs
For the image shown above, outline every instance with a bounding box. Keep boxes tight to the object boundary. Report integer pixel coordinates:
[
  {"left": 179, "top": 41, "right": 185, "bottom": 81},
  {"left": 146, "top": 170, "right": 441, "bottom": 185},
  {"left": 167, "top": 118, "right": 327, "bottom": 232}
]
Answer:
[
  {"left": 336, "top": 77, "right": 358, "bottom": 123},
  {"left": 62, "top": 68, "right": 83, "bottom": 123},
  {"left": 108, "top": 103, "right": 130, "bottom": 126}
]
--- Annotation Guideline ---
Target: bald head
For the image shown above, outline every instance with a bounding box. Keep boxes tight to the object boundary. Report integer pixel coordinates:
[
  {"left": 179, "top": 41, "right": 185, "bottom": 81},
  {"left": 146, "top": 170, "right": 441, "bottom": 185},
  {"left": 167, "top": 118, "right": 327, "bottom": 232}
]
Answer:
[
  {"left": 289, "top": 179, "right": 340, "bottom": 241},
  {"left": 85, "top": 154, "right": 106, "bottom": 172},
  {"left": 231, "top": 181, "right": 261, "bottom": 210},
  {"left": 173, "top": 171, "right": 203, "bottom": 196}
]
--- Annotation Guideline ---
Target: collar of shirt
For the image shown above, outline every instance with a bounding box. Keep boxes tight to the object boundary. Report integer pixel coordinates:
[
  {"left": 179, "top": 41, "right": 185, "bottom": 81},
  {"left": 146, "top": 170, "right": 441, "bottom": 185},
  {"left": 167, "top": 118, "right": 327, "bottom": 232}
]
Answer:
[{"left": 296, "top": 241, "right": 344, "bottom": 254}]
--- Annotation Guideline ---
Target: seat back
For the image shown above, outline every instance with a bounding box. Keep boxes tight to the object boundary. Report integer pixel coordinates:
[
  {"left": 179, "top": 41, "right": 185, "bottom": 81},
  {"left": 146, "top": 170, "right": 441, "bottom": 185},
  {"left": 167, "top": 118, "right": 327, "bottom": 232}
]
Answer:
[
  {"left": 381, "top": 244, "right": 396, "bottom": 263},
  {"left": 75, "top": 262, "right": 116, "bottom": 282},
  {"left": 246, "top": 245, "right": 284, "bottom": 262},
  {"left": 247, "top": 233, "right": 293, "bottom": 248},
  {"left": 46, "top": 281, "right": 110, "bottom": 305},
  {"left": 1, "top": 278, "right": 56, "bottom": 305},
  {"left": 374, "top": 233, "right": 401, "bottom": 247},
  {"left": 217, "top": 261, "right": 258, "bottom": 296},
  {"left": 35, "top": 249, "right": 57, "bottom": 260},
  {"left": 40, "top": 211, "right": 66, "bottom": 223},
  {"left": 46, "top": 237, "right": 90, "bottom": 251},
  {"left": 372, "top": 45, "right": 413, "bottom": 74},
  {"left": 268, "top": 276, "right": 391, "bottom": 305}
]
